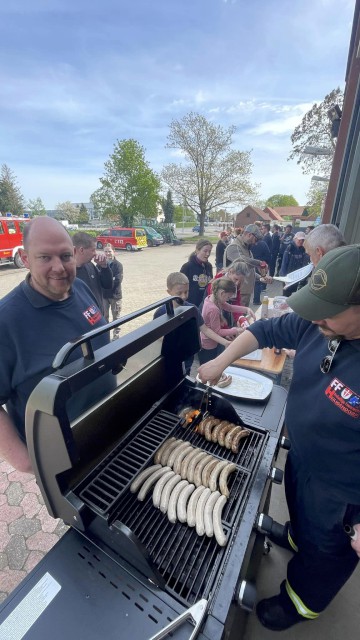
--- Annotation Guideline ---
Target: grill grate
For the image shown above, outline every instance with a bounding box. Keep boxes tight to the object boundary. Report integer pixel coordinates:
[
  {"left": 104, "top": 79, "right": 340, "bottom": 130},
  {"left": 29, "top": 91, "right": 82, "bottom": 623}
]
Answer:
[{"left": 78, "top": 410, "right": 181, "bottom": 515}]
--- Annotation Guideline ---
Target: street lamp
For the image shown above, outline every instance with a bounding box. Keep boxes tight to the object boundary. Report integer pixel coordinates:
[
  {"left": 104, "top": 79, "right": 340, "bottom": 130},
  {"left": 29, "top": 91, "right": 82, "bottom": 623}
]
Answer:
[{"left": 303, "top": 146, "right": 333, "bottom": 156}]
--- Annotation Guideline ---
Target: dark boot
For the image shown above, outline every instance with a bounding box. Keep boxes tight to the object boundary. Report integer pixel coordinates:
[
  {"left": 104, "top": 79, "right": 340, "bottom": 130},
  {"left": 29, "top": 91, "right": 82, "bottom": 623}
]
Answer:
[{"left": 256, "top": 581, "right": 310, "bottom": 631}]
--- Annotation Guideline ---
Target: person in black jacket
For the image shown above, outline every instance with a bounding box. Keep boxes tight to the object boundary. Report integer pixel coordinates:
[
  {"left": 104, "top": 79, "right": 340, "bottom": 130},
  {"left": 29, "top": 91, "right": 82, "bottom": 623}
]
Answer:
[
  {"left": 73, "top": 232, "right": 113, "bottom": 315},
  {"left": 180, "top": 239, "right": 213, "bottom": 307},
  {"left": 280, "top": 232, "right": 310, "bottom": 296},
  {"left": 278, "top": 224, "right": 294, "bottom": 273},
  {"left": 103, "top": 244, "right": 123, "bottom": 340},
  {"left": 261, "top": 223, "right": 273, "bottom": 253},
  {"left": 215, "top": 232, "right": 229, "bottom": 273},
  {"left": 270, "top": 224, "right": 281, "bottom": 276}
]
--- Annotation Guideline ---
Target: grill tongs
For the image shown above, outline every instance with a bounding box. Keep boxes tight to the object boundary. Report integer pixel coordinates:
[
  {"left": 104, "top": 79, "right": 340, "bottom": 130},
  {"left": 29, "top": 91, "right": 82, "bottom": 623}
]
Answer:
[{"left": 148, "top": 598, "right": 208, "bottom": 640}]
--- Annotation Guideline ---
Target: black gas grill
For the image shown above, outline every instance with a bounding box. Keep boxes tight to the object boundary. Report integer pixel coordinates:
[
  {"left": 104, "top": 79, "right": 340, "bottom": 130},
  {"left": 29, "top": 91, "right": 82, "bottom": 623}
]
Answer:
[{"left": 0, "top": 300, "right": 287, "bottom": 640}]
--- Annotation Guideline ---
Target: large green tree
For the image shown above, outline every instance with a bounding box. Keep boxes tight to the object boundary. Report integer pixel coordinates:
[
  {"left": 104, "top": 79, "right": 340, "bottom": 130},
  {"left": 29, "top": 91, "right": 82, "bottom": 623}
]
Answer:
[
  {"left": 0, "top": 164, "right": 25, "bottom": 215},
  {"left": 305, "top": 181, "right": 328, "bottom": 219},
  {"left": 75, "top": 203, "right": 89, "bottom": 224},
  {"left": 161, "top": 112, "right": 259, "bottom": 235},
  {"left": 91, "top": 139, "right": 160, "bottom": 226},
  {"left": 265, "top": 194, "right": 299, "bottom": 208},
  {"left": 26, "top": 197, "right": 46, "bottom": 216},
  {"left": 288, "top": 87, "right": 344, "bottom": 176}
]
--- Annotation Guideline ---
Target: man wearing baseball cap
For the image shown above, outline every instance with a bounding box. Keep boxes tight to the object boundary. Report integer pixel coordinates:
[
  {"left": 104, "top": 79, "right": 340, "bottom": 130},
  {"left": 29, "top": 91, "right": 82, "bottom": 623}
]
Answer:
[
  {"left": 198, "top": 244, "right": 360, "bottom": 631},
  {"left": 223, "top": 224, "right": 268, "bottom": 306}
]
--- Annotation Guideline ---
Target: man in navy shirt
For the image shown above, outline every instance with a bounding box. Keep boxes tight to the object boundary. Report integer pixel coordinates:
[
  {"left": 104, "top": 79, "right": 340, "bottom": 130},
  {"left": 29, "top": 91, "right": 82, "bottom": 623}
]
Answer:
[
  {"left": 198, "top": 245, "right": 360, "bottom": 631},
  {"left": 0, "top": 217, "right": 110, "bottom": 474}
]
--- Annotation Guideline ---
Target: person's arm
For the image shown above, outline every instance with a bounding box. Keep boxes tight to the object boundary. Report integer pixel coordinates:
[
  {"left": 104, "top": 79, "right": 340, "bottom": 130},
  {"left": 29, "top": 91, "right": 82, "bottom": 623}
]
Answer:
[
  {"left": 0, "top": 407, "right": 33, "bottom": 473},
  {"left": 222, "top": 302, "right": 256, "bottom": 321},
  {"left": 198, "top": 330, "right": 260, "bottom": 384},
  {"left": 200, "top": 324, "right": 232, "bottom": 347}
]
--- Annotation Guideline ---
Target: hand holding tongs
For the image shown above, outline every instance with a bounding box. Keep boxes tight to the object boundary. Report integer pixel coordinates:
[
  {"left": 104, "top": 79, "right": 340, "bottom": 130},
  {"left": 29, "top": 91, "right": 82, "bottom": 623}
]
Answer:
[
  {"left": 198, "top": 381, "right": 212, "bottom": 416},
  {"left": 148, "top": 598, "right": 208, "bottom": 640}
]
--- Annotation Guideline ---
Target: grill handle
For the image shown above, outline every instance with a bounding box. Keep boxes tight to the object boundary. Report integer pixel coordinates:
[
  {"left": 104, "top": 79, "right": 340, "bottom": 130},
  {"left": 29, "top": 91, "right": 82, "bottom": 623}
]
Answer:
[
  {"left": 52, "top": 296, "right": 183, "bottom": 369},
  {"left": 148, "top": 599, "right": 208, "bottom": 640}
]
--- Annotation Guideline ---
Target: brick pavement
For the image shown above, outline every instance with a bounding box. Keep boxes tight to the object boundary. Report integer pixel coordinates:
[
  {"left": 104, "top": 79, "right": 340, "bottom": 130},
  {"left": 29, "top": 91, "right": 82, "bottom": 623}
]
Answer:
[{"left": 0, "top": 244, "right": 291, "bottom": 603}]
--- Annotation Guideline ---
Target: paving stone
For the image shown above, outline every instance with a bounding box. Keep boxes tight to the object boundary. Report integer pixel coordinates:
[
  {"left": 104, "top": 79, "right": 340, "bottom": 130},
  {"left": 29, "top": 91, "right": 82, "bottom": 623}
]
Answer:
[
  {"left": 37, "top": 505, "right": 61, "bottom": 533},
  {"left": 24, "top": 550, "right": 45, "bottom": 573},
  {"left": 0, "top": 553, "right": 8, "bottom": 571},
  {"left": 8, "top": 469, "right": 32, "bottom": 483},
  {"left": 0, "top": 522, "right": 11, "bottom": 553},
  {"left": 0, "top": 473, "right": 9, "bottom": 494},
  {"left": 0, "top": 592, "right": 7, "bottom": 604},
  {"left": 9, "top": 516, "right": 41, "bottom": 538},
  {"left": 6, "top": 481, "right": 24, "bottom": 506},
  {"left": 0, "top": 503, "right": 24, "bottom": 524},
  {"left": 5, "top": 534, "right": 28, "bottom": 571},
  {"left": 22, "top": 478, "right": 41, "bottom": 494},
  {"left": 0, "top": 461, "right": 14, "bottom": 474},
  {"left": 20, "top": 492, "right": 42, "bottom": 518},
  {"left": 0, "top": 567, "right": 27, "bottom": 594},
  {"left": 26, "top": 531, "right": 59, "bottom": 553},
  {"left": 55, "top": 521, "right": 69, "bottom": 537}
]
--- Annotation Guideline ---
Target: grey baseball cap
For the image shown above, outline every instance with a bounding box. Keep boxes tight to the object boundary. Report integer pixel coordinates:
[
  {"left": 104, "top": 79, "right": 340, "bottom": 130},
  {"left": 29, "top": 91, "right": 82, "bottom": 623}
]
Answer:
[
  {"left": 244, "top": 224, "right": 262, "bottom": 240},
  {"left": 288, "top": 244, "right": 360, "bottom": 320}
]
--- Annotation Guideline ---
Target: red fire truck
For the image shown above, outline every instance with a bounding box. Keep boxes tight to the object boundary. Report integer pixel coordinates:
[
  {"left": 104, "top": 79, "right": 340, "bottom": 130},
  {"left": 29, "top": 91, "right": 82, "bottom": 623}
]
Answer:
[{"left": 0, "top": 215, "right": 30, "bottom": 268}]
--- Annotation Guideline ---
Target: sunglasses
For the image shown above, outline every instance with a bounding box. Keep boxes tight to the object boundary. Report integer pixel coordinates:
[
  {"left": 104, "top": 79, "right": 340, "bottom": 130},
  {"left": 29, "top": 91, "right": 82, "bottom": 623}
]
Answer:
[{"left": 320, "top": 338, "right": 341, "bottom": 374}]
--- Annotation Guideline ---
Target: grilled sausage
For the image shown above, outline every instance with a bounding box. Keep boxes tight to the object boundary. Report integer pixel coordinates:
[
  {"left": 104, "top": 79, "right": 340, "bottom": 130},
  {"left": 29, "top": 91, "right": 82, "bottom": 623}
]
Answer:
[
  {"left": 216, "top": 373, "right": 232, "bottom": 388},
  {"left": 160, "top": 439, "right": 182, "bottom": 466},
  {"left": 197, "top": 418, "right": 208, "bottom": 436},
  {"left": 210, "top": 420, "right": 227, "bottom": 444},
  {"left": 193, "top": 454, "right": 214, "bottom": 487},
  {"left": 204, "top": 490, "right": 221, "bottom": 537},
  {"left": 137, "top": 466, "right": 172, "bottom": 502},
  {"left": 187, "top": 485, "right": 207, "bottom": 527},
  {"left": 204, "top": 418, "right": 221, "bottom": 441},
  {"left": 159, "top": 473, "right": 182, "bottom": 513},
  {"left": 167, "top": 479, "right": 189, "bottom": 523},
  {"left": 219, "top": 463, "right": 237, "bottom": 498},
  {"left": 224, "top": 426, "right": 241, "bottom": 449},
  {"left": 187, "top": 451, "right": 209, "bottom": 484},
  {"left": 180, "top": 447, "right": 201, "bottom": 480},
  {"left": 167, "top": 441, "right": 190, "bottom": 469},
  {"left": 209, "top": 460, "right": 229, "bottom": 492},
  {"left": 130, "top": 464, "right": 162, "bottom": 493},
  {"left": 195, "top": 487, "right": 212, "bottom": 536},
  {"left": 152, "top": 470, "right": 175, "bottom": 508},
  {"left": 213, "top": 494, "right": 227, "bottom": 546},
  {"left": 172, "top": 443, "right": 194, "bottom": 474},
  {"left": 177, "top": 483, "right": 195, "bottom": 523},
  {"left": 154, "top": 437, "right": 176, "bottom": 464},
  {"left": 218, "top": 423, "right": 235, "bottom": 447},
  {"left": 202, "top": 459, "right": 219, "bottom": 487},
  {"left": 231, "top": 428, "right": 250, "bottom": 454}
]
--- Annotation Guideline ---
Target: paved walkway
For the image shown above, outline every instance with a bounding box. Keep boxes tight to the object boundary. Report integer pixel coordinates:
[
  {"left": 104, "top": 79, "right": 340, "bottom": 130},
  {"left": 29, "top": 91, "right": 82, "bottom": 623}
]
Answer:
[{"left": 0, "top": 244, "right": 290, "bottom": 604}]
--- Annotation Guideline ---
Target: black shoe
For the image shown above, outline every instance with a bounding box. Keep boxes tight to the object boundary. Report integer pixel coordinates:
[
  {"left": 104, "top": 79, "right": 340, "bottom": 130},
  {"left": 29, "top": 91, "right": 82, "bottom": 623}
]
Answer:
[
  {"left": 256, "top": 594, "right": 307, "bottom": 631},
  {"left": 267, "top": 520, "right": 298, "bottom": 553}
]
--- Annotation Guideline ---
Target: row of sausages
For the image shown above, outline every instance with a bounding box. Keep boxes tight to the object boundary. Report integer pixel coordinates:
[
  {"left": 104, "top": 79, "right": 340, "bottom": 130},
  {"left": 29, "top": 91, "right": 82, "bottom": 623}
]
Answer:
[
  {"left": 153, "top": 437, "right": 236, "bottom": 497},
  {"left": 130, "top": 464, "right": 227, "bottom": 546},
  {"left": 196, "top": 415, "right": 250, "bottom": 453}
]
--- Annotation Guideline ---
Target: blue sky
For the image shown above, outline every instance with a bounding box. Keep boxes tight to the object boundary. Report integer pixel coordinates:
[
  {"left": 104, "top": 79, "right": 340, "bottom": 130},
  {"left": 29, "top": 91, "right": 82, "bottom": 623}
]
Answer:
[{"left": 0, "top": 0, "right": 355, "bottom": 210}]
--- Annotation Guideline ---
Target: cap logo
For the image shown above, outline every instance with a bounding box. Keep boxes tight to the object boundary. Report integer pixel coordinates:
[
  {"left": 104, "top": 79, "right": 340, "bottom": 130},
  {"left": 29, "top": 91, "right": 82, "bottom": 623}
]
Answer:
[{"left": 311, "top": 268, "right": 327, "bottom": 291}]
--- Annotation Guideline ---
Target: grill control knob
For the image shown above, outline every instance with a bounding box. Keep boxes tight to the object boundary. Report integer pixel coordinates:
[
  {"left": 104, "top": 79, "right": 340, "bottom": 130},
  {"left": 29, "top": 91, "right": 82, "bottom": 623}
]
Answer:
[
  {"left": 238, "top": 580, "right": 257, "bottom": 612},
  {"left": 256, "top": 513, "right": 286, "bottom": 541},
  {"left": 270, "top": 467, "right": 283, "bottom": 484},
  {"left": 280, "top": 436, "right": 291, "bottom": 450}
]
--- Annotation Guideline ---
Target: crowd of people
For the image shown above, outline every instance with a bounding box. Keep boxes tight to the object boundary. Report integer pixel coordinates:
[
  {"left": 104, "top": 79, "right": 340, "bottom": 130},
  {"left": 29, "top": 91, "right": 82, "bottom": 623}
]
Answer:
[{"left": 1, "top": 215, "right": 359, "bottom": 635}]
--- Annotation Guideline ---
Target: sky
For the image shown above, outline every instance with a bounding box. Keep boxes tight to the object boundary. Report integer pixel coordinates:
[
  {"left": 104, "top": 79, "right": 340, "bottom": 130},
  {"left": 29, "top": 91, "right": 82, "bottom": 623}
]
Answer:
[{"left": 0, "top": 0, "right": 356, "bottom": 210}]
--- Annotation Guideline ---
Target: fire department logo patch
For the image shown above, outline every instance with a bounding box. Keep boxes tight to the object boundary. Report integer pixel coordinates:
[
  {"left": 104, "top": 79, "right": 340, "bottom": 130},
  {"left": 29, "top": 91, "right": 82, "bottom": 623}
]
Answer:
[
  {"left": 83, "top": 305, "right": 102, "bottom": 325},
  {"left": 325, "top": 378, "right": 360, "bottom": 418},
  {"left": 311, "top": 269, "right": 327, "bottom": 291}
]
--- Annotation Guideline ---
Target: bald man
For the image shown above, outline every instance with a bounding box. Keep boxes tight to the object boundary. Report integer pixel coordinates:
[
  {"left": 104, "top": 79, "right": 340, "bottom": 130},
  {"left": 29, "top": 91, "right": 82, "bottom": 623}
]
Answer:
[{"left": 0, "top": 217, "right": 111, "bottom": 473}]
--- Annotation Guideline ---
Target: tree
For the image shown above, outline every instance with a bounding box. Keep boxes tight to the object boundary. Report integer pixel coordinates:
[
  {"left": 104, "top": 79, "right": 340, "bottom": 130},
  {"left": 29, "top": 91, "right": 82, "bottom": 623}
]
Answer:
[
  {"left": 288, "top": 88, "right": 344, "bottom": 176},
  {"left": 91, "top": 139, "right": 160, "bottom": 226},
  {"left": 55, "top": 201, "right": 79, "bottom": 223},
  {"left": 161, "top": 190, "right": 175, "bottom": 223},
  {"left": 161, "top": 112, "right": 259, "bottom": 234},
  {"left": 75, "top": 203, "right": 89, "bottom": 224},
  {"left": 305, "top": 181, "right": 328, "bottom": 219},
  {"left": 0, "top": 164, "right": 25, "bottom": 215},
  {"left": 26, "top": 197, "right": 46, "bottom": 216},
  {"left": 265, "top": 194, "right": 299, "bottom": 208}
]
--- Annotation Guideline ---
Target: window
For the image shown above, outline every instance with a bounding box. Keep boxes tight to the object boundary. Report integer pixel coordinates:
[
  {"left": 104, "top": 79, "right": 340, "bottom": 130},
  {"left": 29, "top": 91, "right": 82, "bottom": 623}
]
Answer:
[
  {"left": 118, "top": 230, "right": 132, "bottom": 238},
  {"left": 0, "top": 223, "right": 4, "bottom": 235}
]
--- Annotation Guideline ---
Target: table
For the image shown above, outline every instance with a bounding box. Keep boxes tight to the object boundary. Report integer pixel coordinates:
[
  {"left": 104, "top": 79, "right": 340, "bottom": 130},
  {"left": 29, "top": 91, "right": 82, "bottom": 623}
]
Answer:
[{"left": 232, "top": 298, "right": 288, "bottom": 383}]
